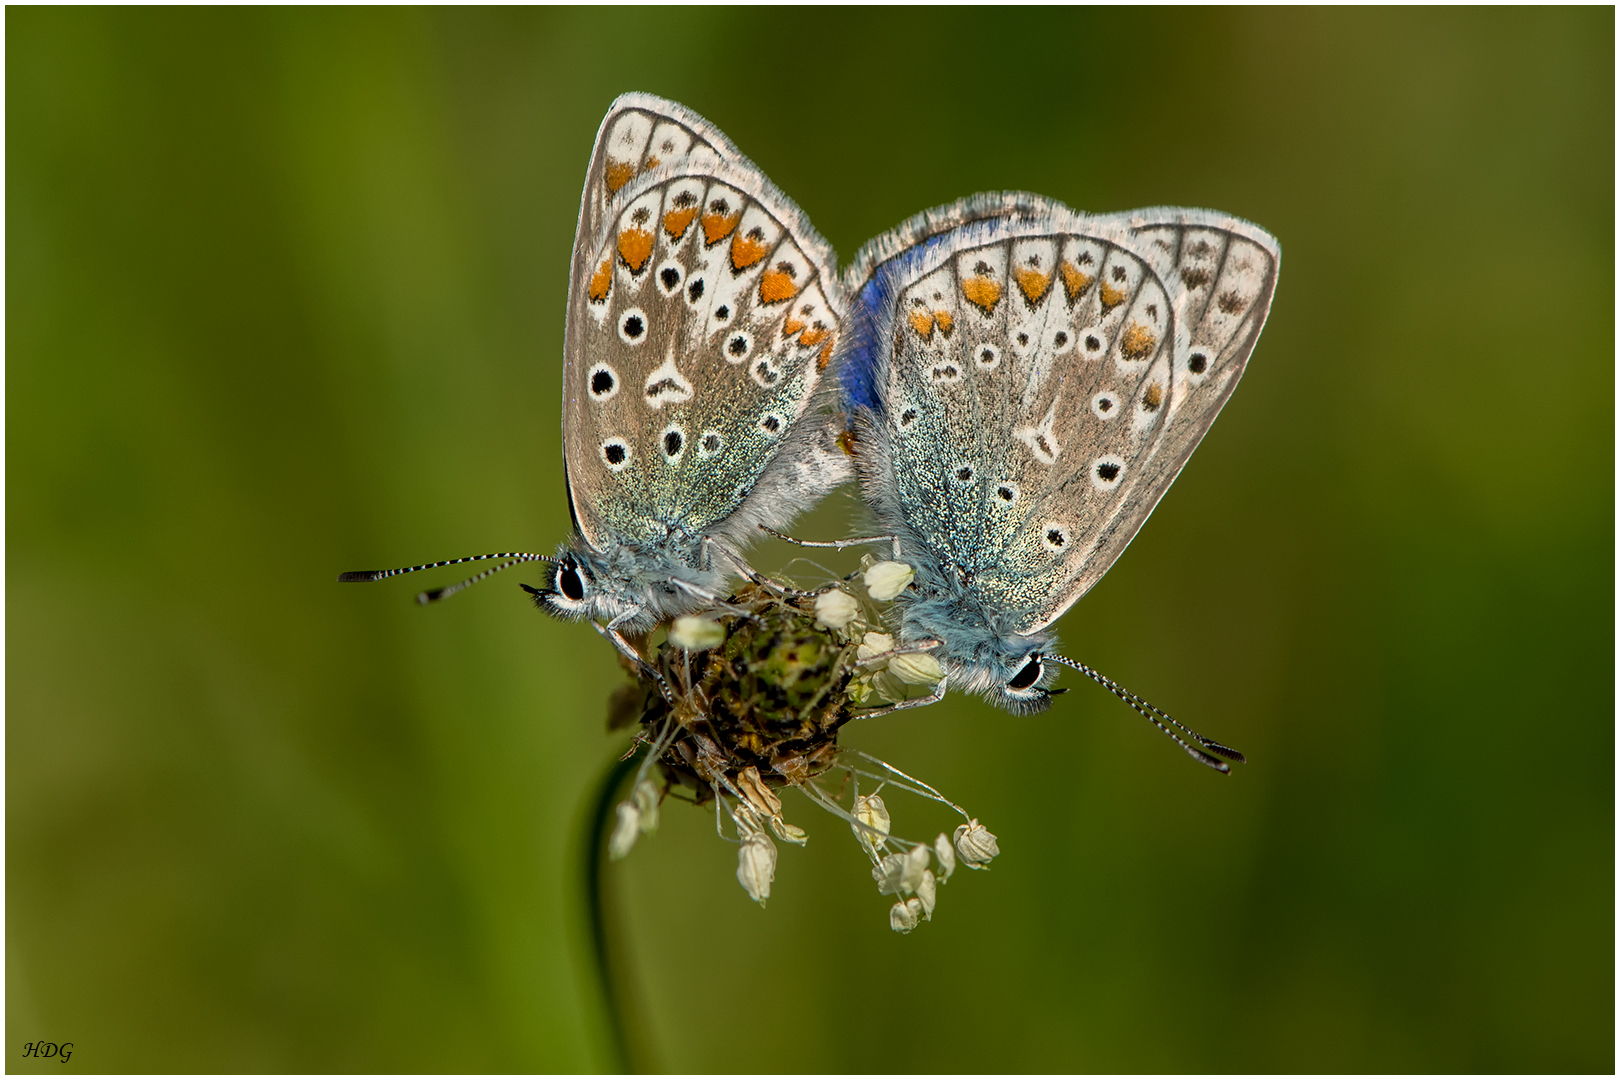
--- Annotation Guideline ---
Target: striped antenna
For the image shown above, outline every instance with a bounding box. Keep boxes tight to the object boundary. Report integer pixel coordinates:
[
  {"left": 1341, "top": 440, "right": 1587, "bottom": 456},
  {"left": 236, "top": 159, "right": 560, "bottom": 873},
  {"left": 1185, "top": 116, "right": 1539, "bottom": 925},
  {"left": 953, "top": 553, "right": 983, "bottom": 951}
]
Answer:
[
  {"left": 338, "top": 552, "right": 553, "bottom": 605},
  {"left": 1046, "top": 654, "right": 1246, "bottom": 774}
]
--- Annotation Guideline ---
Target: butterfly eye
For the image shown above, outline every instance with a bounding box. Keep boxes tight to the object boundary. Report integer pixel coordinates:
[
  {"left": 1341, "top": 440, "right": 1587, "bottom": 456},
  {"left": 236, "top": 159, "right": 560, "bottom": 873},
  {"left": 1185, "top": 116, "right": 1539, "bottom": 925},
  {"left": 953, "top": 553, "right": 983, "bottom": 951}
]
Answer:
[
  {"left": 558, "top": 561, "right": 586, "bottom": 602},
  {"left": 1008, "top": 655, "right": 1044, "bottom": 691}
]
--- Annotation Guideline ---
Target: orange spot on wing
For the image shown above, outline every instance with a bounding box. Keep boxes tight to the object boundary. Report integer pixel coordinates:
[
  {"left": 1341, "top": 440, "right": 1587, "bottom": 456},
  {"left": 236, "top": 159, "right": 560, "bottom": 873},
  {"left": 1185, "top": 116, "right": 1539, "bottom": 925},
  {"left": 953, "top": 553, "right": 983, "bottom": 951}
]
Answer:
[
  {"left": 818, "top": 333, "right": 835, "bottom": 370},
  {"left": 663, "top": 207, "right": 697, "bottom": 239},
  {"left": 604, "top": 161, "right": 636, "bottom": 193},
  {"left": 1060, "top": 261, "right": 1093, "bottom": 301},
  {"left": 962, "top": 275, "right": 1002, "bottom": 313},
  {"left": 588, "top": 256, "right": 613, "bottom": 303},
  {"left": 759, "top": 268, "right": 797, "bottom": 304},
  {"left": 644, "top": 155, "right": 661, "bottom": 170},
  {"left": 1099, "top": 281, "right": 1129, "bottom": 311},
  {"left": 934, "top": 311, "right": 953, "bottom": 337},
  {"left": 702, "top": 210, "right": 742, "bottom": 246},
  {"left": 799, "top": 324, "right": 828, "bottom": 347},
  {"left": 617, "top": 227, "right": 654, "bottom": 273},
  {"left": 730, "top": 231, "right": 770, "bottom": 271},
  {"left": 1120, "top": 322, "right": 1156, "bottom": 360},
  {"left": 908, "top": 310, "right": 936, "bottom": 341},
  {"left": 783, "top": 316, "right": 806, "bottom": 337},
  {"left": 1014, "top": 268, "right": 1052, "bottom": 305},
  {"left": 1141, "top": 381, "right": 1164, "bottom": 409}
]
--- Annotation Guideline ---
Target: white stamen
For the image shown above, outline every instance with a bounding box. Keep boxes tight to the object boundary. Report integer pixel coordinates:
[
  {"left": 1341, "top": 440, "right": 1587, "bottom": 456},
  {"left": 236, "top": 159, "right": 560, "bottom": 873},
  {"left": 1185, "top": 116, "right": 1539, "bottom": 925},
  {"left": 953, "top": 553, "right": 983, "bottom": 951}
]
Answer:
[
  {"left": 813, "top": 588, "right": 861, "bottom": 630},
  {"left": 889, "top": 897, "right": 923, "bottom": 933},
  {"left": 851, "top": 793, "right": 891, "bottom": 857},
  {"left": 888, "top": 650, "right": 944, "bottom": 686},
  {"left": 916, "top": 869, "right": 937, "bottom": 919},
  {"left": 669, "top": 616, "right": 725, "bottom": 651},
  {"left": 954, "top": 819, "right": 1000, "bottom": 869},
  {"left": 857, "top": 632, "right": 895, "bottom": 661},
  {"left": 934, "top": 833, "right": 956, "bottom": 882},
  {"left": 864, "top": 561, "right": 916, "bottom": 601},
  {"left": 736, "top": 830, "right": 777, "bottom": 906},
  {"left": 608, "top": 802, "right": 640, "bottom": 860}
]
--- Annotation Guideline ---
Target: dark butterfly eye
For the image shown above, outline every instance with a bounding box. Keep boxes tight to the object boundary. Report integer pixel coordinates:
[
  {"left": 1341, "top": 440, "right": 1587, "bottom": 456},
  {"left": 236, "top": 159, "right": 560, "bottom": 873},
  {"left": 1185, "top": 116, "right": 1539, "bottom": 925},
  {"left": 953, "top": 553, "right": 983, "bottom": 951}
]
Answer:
[
  {"left": 1008, "top": 655, "right": 1043, "bottom": 691},
  {"left": 558, "top": 561, "right": 585, "bottom": 602}
]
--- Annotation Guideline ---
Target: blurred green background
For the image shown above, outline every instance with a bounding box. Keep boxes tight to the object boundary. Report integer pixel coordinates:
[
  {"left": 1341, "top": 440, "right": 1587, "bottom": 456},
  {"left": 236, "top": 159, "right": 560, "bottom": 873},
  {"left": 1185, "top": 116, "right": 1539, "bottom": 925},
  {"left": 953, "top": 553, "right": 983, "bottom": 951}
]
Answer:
[{"left": 8, "top": 7, "right": 1613, "bottom": 1073}]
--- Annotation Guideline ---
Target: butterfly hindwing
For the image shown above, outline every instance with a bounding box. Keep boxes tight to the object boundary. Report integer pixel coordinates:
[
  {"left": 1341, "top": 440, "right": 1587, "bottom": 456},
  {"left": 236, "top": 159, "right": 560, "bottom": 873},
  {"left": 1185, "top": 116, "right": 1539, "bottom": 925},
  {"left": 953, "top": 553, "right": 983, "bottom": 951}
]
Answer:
[
  {"left": 845, "top": 196, "right": 1278, "bottom": 635},
  {"left": 1031, "top": 210, "right": 1281, "bottom": 628}
]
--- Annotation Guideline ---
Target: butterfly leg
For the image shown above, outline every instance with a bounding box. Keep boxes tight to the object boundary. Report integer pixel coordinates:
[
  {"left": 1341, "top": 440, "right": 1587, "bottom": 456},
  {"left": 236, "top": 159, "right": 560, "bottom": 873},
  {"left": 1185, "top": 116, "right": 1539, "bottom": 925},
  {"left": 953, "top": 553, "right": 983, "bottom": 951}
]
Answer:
[
  {"left": 845, "top": 675, "right": 950, "bottom": 722},
  {"left": 668, "top": 575, "right": 756, "bottom": 619},
  {"left": 597, "top": 613, "right": 677, "bottom": 705},
  {"left": 757, "top": 524, "right": 903, "bottom": 561},
  {"left": 853, "top": 638, "right": 944, "bottom": 668},
  {"left": 702, "top": 536, "right": 819, "bottom": 600}
]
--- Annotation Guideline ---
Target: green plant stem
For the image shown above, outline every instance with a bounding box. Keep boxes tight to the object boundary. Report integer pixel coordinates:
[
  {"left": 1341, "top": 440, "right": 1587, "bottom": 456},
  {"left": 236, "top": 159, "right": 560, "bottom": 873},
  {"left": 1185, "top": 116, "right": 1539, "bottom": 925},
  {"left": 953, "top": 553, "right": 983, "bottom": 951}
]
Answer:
[{"left": 583, "top": 751, "right": 653, "bottom": 1073}]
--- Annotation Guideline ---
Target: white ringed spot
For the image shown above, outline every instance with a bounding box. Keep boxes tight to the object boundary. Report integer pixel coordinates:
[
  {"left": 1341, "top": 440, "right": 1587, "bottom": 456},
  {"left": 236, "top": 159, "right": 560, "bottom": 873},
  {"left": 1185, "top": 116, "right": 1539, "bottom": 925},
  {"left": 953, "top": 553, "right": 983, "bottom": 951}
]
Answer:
[
  {"left": 974, "top": 343, "right": 1002, "bottom": 371},
  {"left": 1040, "top": 522, "right": 1070, "bottom": 555},
  {"left": 1185, "top": 344, "right": 1215, "bottom": 385},
  {"left": 1090, "top": 391, "right": 1120, "bottom": 421},
  {"left": 655, "top": 260, "right": 684, "bottom": 296},
  {"left": 618, "top": 307, "right": 649, "bottom": 345},
  {"left": 724, "top": 330, "right": 753, "bottom": 364},
  {"left": 600, "top": 438, "right": 631, "bottom": 472},
  {"left": 587, "top": 363, "right": 620, "bottom": 403},
  {"left": 1089, "top": 455, "right": 1126, "bottom": 492},
  {"left": 1077, "top": 327, "right": 1107, "bottom": 361},
  {"left": 659, "top": 424, "right": 686, "bottom": 461},
  {"left": 697, "top": 430, "right": 725, "bottom": 458}
]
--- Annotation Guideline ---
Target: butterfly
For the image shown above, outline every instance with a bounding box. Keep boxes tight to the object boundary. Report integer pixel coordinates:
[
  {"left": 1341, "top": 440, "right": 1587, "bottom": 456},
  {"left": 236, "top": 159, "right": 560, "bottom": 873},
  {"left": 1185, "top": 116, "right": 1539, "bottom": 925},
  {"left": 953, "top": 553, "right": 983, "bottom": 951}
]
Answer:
[
  {"left": 341, "top": 93, "right": 852, "bottom": 664},
  {"left": 821, "top": 193, "right": 1279, "bottom": 771}
]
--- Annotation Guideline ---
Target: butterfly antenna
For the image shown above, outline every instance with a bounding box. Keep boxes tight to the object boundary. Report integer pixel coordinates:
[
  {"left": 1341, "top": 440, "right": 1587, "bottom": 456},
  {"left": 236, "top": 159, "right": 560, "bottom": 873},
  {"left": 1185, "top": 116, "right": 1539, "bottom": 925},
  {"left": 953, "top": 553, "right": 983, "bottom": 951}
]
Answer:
[
  {"left": 1046, "top": 654, "right": 1246, "bottom": 774},
  {"left": 338, "top": 552, "right": 554, "bottom": 605}
]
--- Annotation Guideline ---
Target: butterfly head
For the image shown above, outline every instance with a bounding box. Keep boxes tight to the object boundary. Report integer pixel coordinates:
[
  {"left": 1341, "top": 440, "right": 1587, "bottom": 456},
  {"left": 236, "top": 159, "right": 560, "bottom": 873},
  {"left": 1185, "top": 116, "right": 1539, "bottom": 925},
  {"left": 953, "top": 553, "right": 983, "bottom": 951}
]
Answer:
[
  {"left": 948, "top": 647, "right": 1062, "bottom": 715},
  {"left": 523, "top": 537, "right": 724, "bottom": 632},
  {"left": 906, "top": 597, "right": 1061, "bottom": 714},
  {"left": 523, "top": 543, "right": 649, "bottom": 627}
]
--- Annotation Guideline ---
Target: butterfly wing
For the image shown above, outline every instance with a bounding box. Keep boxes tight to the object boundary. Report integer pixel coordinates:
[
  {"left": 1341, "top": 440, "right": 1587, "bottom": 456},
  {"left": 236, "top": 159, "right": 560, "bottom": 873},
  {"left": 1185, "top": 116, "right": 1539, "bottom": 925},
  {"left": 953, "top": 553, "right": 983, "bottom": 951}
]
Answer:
[
  {"left": 842, "top": 195, "right": 1278, "bottom": 634},
  {"left": 570, "top": 94, "right": 745, "bottom": 316},
  {"left": 563, "top": 131, "right": 849, "bottom": 557}
]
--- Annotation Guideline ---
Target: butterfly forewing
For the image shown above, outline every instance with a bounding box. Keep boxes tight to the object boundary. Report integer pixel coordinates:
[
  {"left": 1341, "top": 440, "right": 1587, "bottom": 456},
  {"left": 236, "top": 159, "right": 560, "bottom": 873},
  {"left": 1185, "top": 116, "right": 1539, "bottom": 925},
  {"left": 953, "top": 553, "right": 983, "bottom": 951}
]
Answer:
[
  {"left": 572, "top": 94, "right": 743, "bottom": 284},
  {"left": 565, "top": 160, "right": 845, "bottom": 553}
]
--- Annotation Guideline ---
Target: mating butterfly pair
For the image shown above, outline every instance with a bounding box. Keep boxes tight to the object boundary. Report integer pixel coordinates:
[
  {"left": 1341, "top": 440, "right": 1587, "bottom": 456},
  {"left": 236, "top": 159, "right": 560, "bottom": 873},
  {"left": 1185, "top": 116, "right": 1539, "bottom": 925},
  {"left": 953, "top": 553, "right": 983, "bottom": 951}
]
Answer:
[{"left": 342, "top": 93, "right": 1280, "bottom": 772}]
